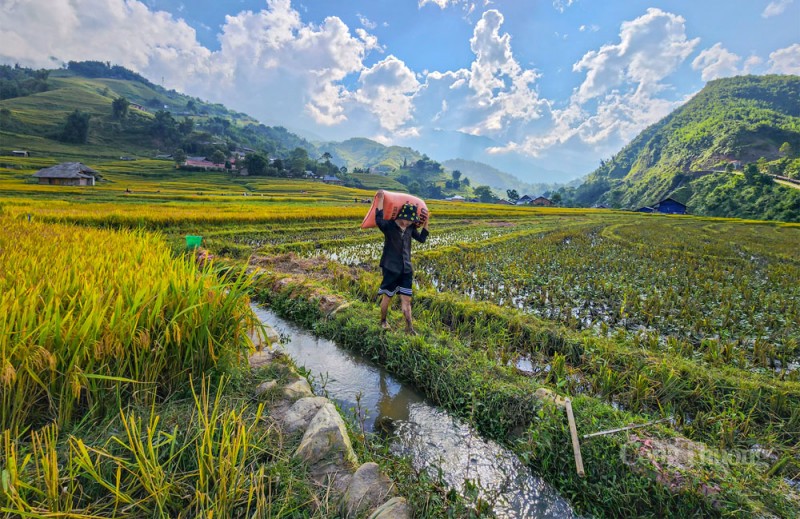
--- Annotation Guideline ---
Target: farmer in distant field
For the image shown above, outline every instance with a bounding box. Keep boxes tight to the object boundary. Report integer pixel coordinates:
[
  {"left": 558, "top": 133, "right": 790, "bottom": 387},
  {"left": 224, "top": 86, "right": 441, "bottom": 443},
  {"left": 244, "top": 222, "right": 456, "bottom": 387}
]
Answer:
[{"left": 375, "top": 189, "right": 429, "bottom": 335}]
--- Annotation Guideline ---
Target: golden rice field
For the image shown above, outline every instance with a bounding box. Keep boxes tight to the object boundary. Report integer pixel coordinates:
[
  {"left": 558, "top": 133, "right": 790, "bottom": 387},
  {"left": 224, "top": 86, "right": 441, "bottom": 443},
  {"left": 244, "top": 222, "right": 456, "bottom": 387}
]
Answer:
[{"left": 1, "top": 157, "right": 800, "bottom": 517}]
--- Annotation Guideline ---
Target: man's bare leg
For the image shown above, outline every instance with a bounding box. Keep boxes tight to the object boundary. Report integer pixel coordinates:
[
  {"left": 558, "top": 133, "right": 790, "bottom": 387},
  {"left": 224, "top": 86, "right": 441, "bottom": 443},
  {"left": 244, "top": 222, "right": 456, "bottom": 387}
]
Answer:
[
  {"left": 380, "top": 294, "right": 391, "bottom": 329},
  {"left": 400, "top": 295, "right": 415, "bottom": 335}
]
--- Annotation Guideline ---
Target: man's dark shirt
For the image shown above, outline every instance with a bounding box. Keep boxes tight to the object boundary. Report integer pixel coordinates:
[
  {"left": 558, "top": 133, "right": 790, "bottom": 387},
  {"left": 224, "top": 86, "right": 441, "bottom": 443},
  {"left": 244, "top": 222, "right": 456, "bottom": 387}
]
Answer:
[{"left": 376, "top": 208, "right": 429, "bottom": 274}]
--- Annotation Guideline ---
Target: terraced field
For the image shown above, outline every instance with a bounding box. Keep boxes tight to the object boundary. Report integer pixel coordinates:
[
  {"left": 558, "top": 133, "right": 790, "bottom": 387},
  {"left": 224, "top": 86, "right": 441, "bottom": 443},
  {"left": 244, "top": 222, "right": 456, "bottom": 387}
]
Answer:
[{"left": 1, "top": 160, "right": 799, "bottom": 517}]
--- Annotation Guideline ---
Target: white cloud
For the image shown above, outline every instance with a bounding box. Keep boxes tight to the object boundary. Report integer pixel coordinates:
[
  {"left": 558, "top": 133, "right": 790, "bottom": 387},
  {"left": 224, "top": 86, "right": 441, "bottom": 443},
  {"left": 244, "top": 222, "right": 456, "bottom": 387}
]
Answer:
[
  {"left": 762, "top": 0, "right": 793, "bottom": 18},
  {"left": 768, "top": 43, "right": 800, "bottom": 74},
  {"left": 357, "top": 13, "right": 377, "bottom": 29},
  {"left": 0, "top": 0, "right": 392, "bottom": 131},
  {"left": 419, "top": 0, "right": 462, "bottom": 9},
  {"left": 356, "top": 56, "right": 420, "bottom": 131},
  {"left": 0, "top": 0, "right": 212, "bottom": 81},
  {"left": 490, "top": 8, "right": 697, "bottom": 159},
  {"left": 579, "top": 24, "right": 600, "bottom": 32},
  {"left": 572, "top": 8, "right": 699, "bottom": 103},
  {"left": 553, "top": 0, "right": 576, "bottom": 13},
  {"left": 691, "top": 43, "right": 741, "bottom": 81}
]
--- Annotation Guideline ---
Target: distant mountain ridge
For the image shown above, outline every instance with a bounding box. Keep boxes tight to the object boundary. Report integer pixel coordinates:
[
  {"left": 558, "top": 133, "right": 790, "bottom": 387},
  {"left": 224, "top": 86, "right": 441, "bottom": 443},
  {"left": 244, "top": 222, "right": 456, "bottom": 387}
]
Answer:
[
  {"left": 442, "top": 158, "right": 568, "bottom": 197},
  {"left": 568, "top": 75, "right": 800, "bottom": 222}
]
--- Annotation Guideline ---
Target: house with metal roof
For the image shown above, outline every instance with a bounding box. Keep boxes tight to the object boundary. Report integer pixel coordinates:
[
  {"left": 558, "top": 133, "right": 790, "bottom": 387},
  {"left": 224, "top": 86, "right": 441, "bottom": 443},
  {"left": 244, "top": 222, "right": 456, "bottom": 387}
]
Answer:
[{"left": 32, "top": 162, "right": 100, "bottom": 186}]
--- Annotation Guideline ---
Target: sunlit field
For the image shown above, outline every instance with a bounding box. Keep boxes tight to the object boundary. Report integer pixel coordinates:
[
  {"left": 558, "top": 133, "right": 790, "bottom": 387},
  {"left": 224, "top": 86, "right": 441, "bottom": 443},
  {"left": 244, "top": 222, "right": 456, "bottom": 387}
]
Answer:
[{"left": 1, "top": 157, "right": 799, "bottom": 517}]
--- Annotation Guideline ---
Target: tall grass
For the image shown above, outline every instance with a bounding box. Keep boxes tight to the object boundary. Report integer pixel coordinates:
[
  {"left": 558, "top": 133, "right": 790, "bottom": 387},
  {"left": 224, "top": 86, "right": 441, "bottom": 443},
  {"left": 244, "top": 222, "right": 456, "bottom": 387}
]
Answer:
[{"left": 0, "top": 216, "right": 254, "bottom": 433}]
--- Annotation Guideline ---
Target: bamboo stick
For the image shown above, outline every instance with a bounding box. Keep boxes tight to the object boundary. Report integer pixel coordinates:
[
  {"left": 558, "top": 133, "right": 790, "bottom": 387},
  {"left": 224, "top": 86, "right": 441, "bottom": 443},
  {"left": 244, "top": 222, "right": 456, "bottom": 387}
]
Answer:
[
  {"left": 564, "top": 398, "right": 585, "bottom": 477},
  {"left": 582, "top": 418, "right": 672, "bottom": 440}
]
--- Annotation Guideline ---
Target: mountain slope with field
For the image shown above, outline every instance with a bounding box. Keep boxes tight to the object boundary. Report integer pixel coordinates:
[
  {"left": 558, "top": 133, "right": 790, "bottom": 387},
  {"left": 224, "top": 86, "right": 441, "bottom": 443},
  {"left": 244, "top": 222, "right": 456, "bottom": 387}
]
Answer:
[{"left": 566, "top": 74, "right": 800, "bottom": 222}]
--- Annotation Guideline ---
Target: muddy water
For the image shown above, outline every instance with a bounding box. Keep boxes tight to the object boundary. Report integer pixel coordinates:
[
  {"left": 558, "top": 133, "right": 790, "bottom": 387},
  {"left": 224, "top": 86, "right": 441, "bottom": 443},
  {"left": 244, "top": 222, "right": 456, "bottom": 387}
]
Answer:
[{"left": 252, "top": 305, "right": 577, "bottom": 518}]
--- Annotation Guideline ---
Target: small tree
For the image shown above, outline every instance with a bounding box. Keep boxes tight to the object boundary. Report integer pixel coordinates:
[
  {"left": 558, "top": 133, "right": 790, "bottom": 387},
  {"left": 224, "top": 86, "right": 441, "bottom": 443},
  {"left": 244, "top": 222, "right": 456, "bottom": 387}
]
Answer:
[
  {"left": 111, "top": 96, "right": 129, "bottom": 119},
  {"left": 452, "top": 170, "right": 462, "bottom": 183},
  {"left": 780, "top": 142, "right": 793, "bottom": 158},
  {"left": 743, "top": 163, "right": 760, "bottom": 183},
  {"left": 506, "top": 189, "right": 519, "bottom": 203},
  {"left": 60, "top": 110, "right": 90, "bottom": 143},
  {"left": 474, "top": 185, "right": 495, "bottom": 203},
  {"left": 173, "top": 149, "right": 187, "bottom": 166},
  {"left": 462, "top": 177, "right": 470, "bottom": 187},
  {"left": 210, "top": 149, "right": 227, "bottom": 165},
  {"left": 550, "top": 192, "right": 562, "bottom": 205},
  {"left": 244, "top": 153, "right": 269, "bottom": 176}
]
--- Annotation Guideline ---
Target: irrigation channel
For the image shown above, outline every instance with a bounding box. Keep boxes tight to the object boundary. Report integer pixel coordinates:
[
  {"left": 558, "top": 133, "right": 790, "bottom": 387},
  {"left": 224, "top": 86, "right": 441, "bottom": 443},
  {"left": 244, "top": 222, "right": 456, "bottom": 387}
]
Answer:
[{"left": 252, "top": 304, "right": 578, "bottom": 518}]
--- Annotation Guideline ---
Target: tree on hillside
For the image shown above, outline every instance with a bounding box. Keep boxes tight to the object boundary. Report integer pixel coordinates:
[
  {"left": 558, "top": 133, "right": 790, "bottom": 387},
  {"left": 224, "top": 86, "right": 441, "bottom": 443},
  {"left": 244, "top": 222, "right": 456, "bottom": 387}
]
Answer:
[
  {"left": 290, "top": 147, "right": 309, "bottom": 176},
  {"left": 59, "top": 110, "right": 91, "bottom": 144},
  {"left": 462, "top": 177, "right": 470, "bottom": 187},
  {"left": 551, "top": 193, "right": 562, "bottom": 205},
  {"left": 178, "top": 117, "right": 194, "bottom": 136},
  {"left": 112, "top": 96, "right": 129, "bottom": 119},
  {"left": 452, "top": 170, "right": 462, "bottom": 182},
  {"left": 506, "top": 189, "right": 519, "bottom": 203},
  {"left": 780, "top": 142, "right": 794, "bottom": 158},
  {"left": 173, "top": 149, "right": 187, "bottom": 165},
  {"left": 474, "top": 185, "right": 495, "bottom": 203},
  {"left": 150, "top": 110, "right": 178, "bottom": 145},
  {"left": 210, "top": 149, "right": 227, "bottom": 165},
  {"left": 244, "top": 153, "right": 269, "bottom": 176}
]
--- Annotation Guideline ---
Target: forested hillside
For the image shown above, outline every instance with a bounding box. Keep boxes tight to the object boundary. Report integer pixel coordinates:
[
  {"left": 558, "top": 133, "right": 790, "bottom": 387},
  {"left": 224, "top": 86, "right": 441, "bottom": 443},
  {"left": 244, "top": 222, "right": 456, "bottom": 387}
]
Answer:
[{"left": 562, "top": 75, "right": 800, "bottom": 221}]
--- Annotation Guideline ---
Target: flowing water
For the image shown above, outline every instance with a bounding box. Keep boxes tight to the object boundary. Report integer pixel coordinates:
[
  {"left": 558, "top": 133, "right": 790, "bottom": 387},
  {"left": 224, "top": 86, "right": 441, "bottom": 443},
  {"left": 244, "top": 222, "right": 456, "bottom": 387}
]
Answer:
[{"left": 252, "top": 305, "right": 577, "bottom": 518}]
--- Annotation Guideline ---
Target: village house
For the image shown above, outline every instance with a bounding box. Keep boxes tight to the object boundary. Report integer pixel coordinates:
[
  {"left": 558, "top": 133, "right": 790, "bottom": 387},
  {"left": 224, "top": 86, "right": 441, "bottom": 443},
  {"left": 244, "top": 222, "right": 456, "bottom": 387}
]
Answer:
[
  {"left": 322, "top": 175, "right": 343, "bottom": 185},
  {"left": 516, "top": 194, "right": 533, "bottom": 205},
  {"left": 652, "top": 198, "right": 687, "bottom": 214},
  {"left": 530, "top": 196, "right": 554, "bottom": 206},
  {"left": 11, "top": 150, "right": 30, "bottom": 157},
  {"left": 495, "top": 199, "right": 513, "bottom": 205},
  {"left": 32, "top": 162, "right": 100, "bottom": 186}
]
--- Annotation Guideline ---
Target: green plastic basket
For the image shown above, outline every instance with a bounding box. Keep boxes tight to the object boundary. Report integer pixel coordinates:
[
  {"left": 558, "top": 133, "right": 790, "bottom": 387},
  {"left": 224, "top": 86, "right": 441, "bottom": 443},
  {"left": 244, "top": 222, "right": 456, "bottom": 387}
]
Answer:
[{"left": 185, "top": 235, "right": 203, "bottom": 249}]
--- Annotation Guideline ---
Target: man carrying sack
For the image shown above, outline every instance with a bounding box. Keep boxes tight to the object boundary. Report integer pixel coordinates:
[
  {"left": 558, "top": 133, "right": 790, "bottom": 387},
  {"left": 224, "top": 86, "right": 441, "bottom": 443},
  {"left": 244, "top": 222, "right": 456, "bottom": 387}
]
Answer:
[{"left": 374, "top": 189, "right": 429, "bottom": 335}]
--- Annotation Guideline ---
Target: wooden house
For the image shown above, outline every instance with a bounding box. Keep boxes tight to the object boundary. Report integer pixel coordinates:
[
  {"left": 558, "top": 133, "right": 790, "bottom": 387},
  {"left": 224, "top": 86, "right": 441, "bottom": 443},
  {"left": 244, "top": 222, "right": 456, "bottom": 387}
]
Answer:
[
  {"left": 530, "top": 196, "right": 554, "bottom": 206},
  {"left": 322, "top": 175, "right": 343, "bottom": 185},
  {"left": 33, "top": 162, "right": 100, "bottom": 186},
  {"left": 11, "top": 150, "right": 30, "bottom": 157}
]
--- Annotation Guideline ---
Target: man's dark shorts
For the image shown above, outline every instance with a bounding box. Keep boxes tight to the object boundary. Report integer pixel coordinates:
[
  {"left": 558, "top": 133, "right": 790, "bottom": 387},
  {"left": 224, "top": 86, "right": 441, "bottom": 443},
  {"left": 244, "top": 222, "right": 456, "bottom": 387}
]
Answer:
[{"left": 378, "top": 269, "right": 413, "bottom": 297}]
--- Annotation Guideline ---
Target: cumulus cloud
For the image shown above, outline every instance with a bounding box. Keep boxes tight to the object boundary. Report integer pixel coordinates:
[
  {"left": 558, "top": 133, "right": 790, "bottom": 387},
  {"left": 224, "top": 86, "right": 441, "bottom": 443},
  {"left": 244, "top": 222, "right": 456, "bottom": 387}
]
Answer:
[
  {"left": 356, "top": 56, "right": 420, "bottom": 131},
  {"left": 768, "top": 43, "right": 800, "bottom": 74},
  {"left": 0, "top": 0, "right": 211, "bottom": 83},
  {"left": 489, "top": 8, "right": 698, "bottom": 158},
  {"left": 762, "top": 0, "right": 793, "bottom": 18},
  {"left": 0, "top": 0, "right": 390, "bottom": 131},
  {"left": 572, "top": 8, "right": 699, "bottom": 103},
  {"left": 691, "top": 43, "right": 742, "bottom": 81}
]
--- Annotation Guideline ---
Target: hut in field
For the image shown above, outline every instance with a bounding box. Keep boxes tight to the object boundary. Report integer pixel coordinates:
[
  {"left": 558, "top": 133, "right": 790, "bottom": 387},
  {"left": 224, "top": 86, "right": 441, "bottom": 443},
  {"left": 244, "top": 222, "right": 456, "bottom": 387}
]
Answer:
[
  {"left": 516, "top": 194, "right": 533, "bottom": 205},
  {"left": 496, "top": 199, "right": 512, "bottom": 205},
  {"left": 653, "top": 198, "right": 687, "bottom": 214},
  {"left": 33, "top": 162, "right": 100, "bottom": 186},
  {"left": 322, "top": 175, "right": 343, "bottom": 185},
  {"left": 530, "top": 196, "right": 554, "bottom": 206},
  {"left": 635, "top": 206, "right": 655, "bottom": 213},
  {"left": 11, "top": 150, "right": 30, "bottom": 157}
]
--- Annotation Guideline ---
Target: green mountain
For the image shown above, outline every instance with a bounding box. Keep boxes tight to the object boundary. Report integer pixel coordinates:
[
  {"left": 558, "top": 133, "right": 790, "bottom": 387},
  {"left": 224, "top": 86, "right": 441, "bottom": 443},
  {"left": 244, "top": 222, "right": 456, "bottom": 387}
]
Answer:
[
  {"left": 0, "top": 62, "right": 316, "bottom": 161},
  {"left": 318, "top": 138, "right": 422, "bottom": 172},
  {"left": 441, "top": 158, "right": 565, "bottom": 198},
  {"left": 568, "top": 75, "right": 800, "bottom": 222}
]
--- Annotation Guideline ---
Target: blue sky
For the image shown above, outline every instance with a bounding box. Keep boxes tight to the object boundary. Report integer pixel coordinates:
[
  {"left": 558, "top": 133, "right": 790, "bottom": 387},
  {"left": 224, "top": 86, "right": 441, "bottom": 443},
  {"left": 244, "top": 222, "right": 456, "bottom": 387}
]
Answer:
[{"left": 1, "top": 1, "right": 799, "bottom": 182}]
